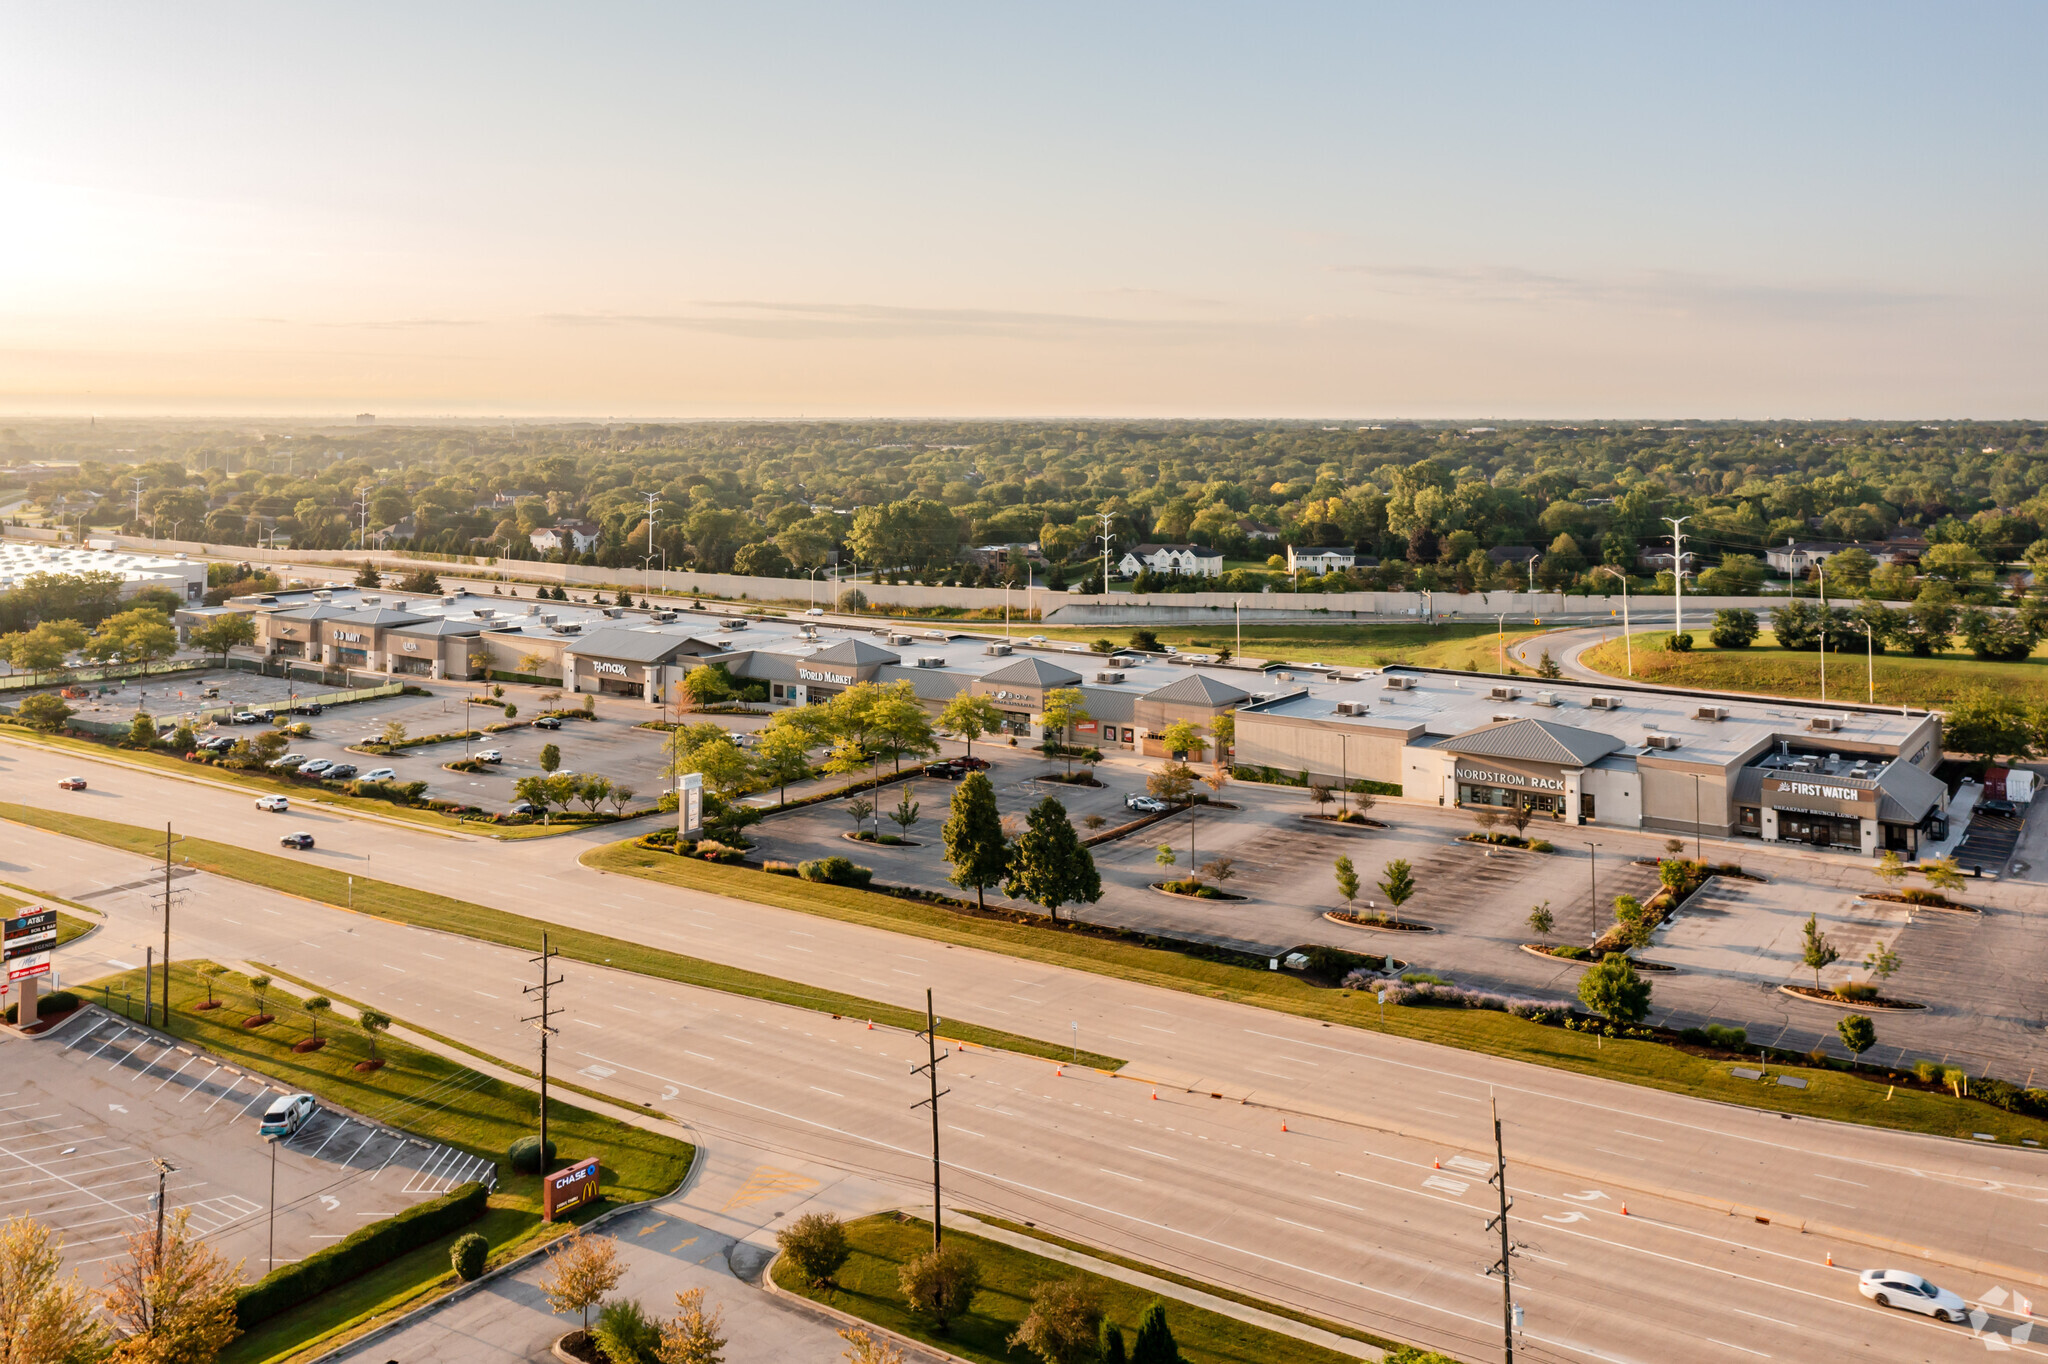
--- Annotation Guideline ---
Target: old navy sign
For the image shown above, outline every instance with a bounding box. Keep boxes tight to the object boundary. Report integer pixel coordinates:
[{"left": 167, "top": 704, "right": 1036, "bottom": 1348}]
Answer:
[
  {"left": 799, "top": 668, "right": 853, "bottom": 685},
  {"left": 1456, "top": 765, "right": 1566, "bottom": 792},
  {"left": 542, "top": 1156, "right": 601, "bottom": 1220},
  {"left": 333, "top": 630, "right": 365, "bottom": 643}
]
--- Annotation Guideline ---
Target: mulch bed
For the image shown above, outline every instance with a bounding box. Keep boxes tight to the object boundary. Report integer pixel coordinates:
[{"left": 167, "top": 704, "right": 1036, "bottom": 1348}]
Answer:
[
  {"left": 353, "top": 1058, "right": 385, "bottom": 1073},
  {"left": 842, "top": 832, "right": 922, "bottom": 847},
  {"left": 194, "top": 1000, "right": 222, "bottom": 1011},
  {"left": 1858, "top": 892, "right": 1980, "bottom": 913},
  {"left": 1780, "top": 984, "right": 1925, "bottom": 1011},
  {"left": 556, "top": 1330, "right": 604, "bottom": 1363},
  {"left": 1036, "top": 773, "right": 1105, "bottom": 787},
  {"left": 1303, "top": 814, "right": 1387, "bottom": 829},
  {"left": 1150, "top": 881, "right": 1249, "bottom": 901},
  {"left": 242, "top": 1014, "right": 274, "bottom": 1028},
  {"left": 1323, "top": 910, "right": 1434, "bottom": 933},
  {"left": 1460, "top": 834, "right": 1550, "bottom": 852},
  {"left": 1521, "top": 943, "right": 1674, "bottom": 971},
  {"left": 292, "top": 1037, "right": 328, "bottom": 1053}
]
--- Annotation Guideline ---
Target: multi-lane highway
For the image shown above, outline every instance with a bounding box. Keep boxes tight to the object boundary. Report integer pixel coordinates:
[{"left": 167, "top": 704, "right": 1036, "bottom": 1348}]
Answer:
[{"left": 7, "top": 733, "right": 2046, "bottom": 1362}]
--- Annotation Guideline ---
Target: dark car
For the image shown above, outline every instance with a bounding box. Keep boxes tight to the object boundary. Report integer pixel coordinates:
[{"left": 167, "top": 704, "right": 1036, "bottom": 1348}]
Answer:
[
  {"left": 923, "top": 761, "right": 964, "bottom": 779},
  {"left": 1975, "top": 798, "right": 2021, "bottom": 819},
  {"left": 957, "top": 755, "right": 992, "bottom": 771},
  {"left": 323, "top": 763, "right": 359, "bottom": 781},
  {"left": 280, "top": 832, "right": 315, "bottom": 850},
  {"left": 508, "top": 800, "right": 537, "bottom": 815},
  {"left": 532, "top": 716, "right": 563, "bottom": 730},
  {"left": 292, "top": 702, "right": 324, "bottom": 716}
]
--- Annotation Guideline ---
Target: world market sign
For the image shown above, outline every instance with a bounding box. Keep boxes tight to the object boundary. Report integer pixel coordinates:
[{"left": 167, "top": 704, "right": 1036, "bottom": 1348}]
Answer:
[
  {"left": 1456, "top": 765, "right": 1566, "bottom": 792},
  {"left": 799, "top": 668, "right": 853, "bottom": 685}
]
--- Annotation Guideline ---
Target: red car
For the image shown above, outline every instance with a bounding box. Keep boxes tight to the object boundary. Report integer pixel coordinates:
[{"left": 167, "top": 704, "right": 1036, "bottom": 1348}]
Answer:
[
  {"left": 57, "top": 776, "right": 88, "bottom": 791},
  {"left": 957, "top": 756, "right": 992, "bottom": 771}
]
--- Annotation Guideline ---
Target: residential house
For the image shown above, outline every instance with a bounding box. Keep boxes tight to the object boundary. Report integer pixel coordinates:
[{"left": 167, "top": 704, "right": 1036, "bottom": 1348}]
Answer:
[
  {"left": 1236, "top": 518, "right": 1282, "bottom": 541},
  {"left": 1117, "top": 544, "right": 1224, "bottom": 578},
  {"left": 1487, "top": 545, "right": 1541, "bottom": 568},
  {"left": 530, "top": 520, "right": 602, "bottom": 554},
  {"left": 1286, "top": 545, "right": 1355, "bottom": 575},
  {"left": 1764, "top": 539, "right": 1849, "bottom": 576}
]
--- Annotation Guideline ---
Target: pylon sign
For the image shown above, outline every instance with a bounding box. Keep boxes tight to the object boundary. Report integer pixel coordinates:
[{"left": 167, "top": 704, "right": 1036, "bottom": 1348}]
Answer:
[{"left": 4, "top": 911, "right": 55, "bottom": 981}]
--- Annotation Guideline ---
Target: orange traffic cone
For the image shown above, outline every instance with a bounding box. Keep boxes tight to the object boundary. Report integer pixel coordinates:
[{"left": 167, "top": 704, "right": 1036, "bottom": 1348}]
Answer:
[
  {"left": 1055, "top": 1067, "right": 1063, "bottom": 1078},
  {"left": 866, "top": 1020, "right": 874, "bottom": 1030},
  {"left": 1150, "top": 1089, "right": 1158, "bottom": 1100},
  {"left": 1433, "top": 1159, "right": 1441, "bottom": 1169},
  {"left": 1280, "top": 1119, "right": 1289, "bottom": 1132},
  {"left": 1620, "top": 1202, "right": 1629, "bottom": 1216},
  {"left": 1825, "top": 1253, "right": 1834, "bottom": 1267}
]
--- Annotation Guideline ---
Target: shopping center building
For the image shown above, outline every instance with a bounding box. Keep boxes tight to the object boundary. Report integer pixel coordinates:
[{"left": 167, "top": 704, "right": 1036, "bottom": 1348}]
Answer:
[{"left": 217, "top": 583, "right": 1951, "bottom": 855}]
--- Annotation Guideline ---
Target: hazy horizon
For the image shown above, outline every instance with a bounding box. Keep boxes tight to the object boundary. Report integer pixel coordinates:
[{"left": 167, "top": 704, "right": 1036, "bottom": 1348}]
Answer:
[{"left": 5, "top": 4, "right": 2043, "bottom": 420}]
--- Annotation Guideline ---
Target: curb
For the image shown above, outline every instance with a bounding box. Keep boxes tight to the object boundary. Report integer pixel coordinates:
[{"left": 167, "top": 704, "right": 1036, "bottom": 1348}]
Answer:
[
  {"left": 759, "top": 1248, "right": 975, "bottom": 1364},
  {"left": 1322, "top": 911, "right": 1434, "bottom": 934},
  {"left": 1776, "top": 984, "right": 1925, "bottom": 1012}
]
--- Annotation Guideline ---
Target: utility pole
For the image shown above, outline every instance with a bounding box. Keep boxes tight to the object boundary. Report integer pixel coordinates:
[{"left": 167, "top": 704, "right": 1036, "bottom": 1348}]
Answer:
[
  {"left": 143, "top": 947, "right": 152, "bottom": 1032},
  {"left": 910, "top": 990, "right": 950, "bottom": 1251},
  {"left": 151, "top": 1158, "right": 178, "bottom": 1264},
  {"left": 522, "top": 935, "right": 564, "bottom": 1170},
  {"left": 1816, "top": 560, "right": 1829, "bottom": 703},
  {"left": 1485, "top": 1097, "right": 1519, "bottom": 1363},
  {"left": 153, "top": 823, "right": 182, "bottom": 1026},
  {"left": 1097, "top": 511, "right": 1114, "bottom": 597},
  {"left": 1663, "top": 515, "right": 1691, "bottom": 639}
]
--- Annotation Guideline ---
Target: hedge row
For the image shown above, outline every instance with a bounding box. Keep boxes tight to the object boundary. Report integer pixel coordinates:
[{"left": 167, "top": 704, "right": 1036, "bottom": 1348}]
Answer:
[{"left": 236, "top": 1179, "right": 489, "bottom": 1327}]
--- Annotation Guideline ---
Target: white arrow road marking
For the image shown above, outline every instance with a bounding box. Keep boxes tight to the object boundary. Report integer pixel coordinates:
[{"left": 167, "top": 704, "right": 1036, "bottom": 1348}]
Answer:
[
  {"left": 107, "top": 1104, "right": 127, "bottom": 1113},
  {"left": 1542, "top": 1210, "right": 1590, "bottom": 1224},
  {"left": 1562, "top": 1189, "right": 1609, "bottom": 1202},
  {"left": 320, "top": 1195, "right": 340, "bottom": 1210},
  {"left": 660, "top": 1086, "right": 679, "bottom": 1102}
]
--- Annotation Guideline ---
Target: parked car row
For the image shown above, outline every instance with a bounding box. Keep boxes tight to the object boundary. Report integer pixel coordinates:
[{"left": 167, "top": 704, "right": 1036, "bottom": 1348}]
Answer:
[{"left": 921, "top": 756, "right": 993, "bottom": 780}]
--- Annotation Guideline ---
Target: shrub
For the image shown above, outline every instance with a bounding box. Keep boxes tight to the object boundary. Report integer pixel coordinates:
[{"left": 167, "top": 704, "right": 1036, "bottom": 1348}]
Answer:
[
  {"left": 1300, "top": 945, "right": 1383, "bottom": 978},
  {"left": 593, "top": 1298, "right": 662, "bottom": 1364},
  {"left": 4, "top": 990, "right": 80, "bottom": 1024},
  {"left": 1549, "top": 944, "right": 1591, "bottom": 960},
  {"left": 777, "top": 1211, "right": 850, "bottom": 1287},
  {"left": 798, "top": 856, "right": 873, "bottom": 888},
  {"left": 763, "top": 860, "right": 800, "bottom": 876},
  {"left": 451, "top": 1232, "right": 488, "bottom": 1281},
  {"left": 507, "top": 1134, "right": 557, "bottom": 1174},
  {"left": 1912, "top": 1059, "right": 1940, "bottom": 1084},
  {"left": 1899, "top": 888, "right": 1951, "bottom": 905},
  {"left": 1704, "top": 1024, "right": 1748, "bottom": 1049},
  {"left": 1528, "top": 839, "right": 1554, "bottom": 853},
  {"left": 1664, "top": 631, "right": 1693, "bottom": 652},
  {"left": 1833, "top": 982, "right": 1877, "bottom": 1002},
  {"left": 238, "top": 1181, "right": 487, "bottom": 1326}
]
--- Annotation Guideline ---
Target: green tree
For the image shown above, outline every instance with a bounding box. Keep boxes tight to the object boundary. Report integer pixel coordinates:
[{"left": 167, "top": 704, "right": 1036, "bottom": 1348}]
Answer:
[
  {"left": 0, "top": 1218, "right": 112, "bottom": 1364},
  {"left": 16, "top": 693, "right": 74, "bottom": 731},
  {"left": 1009, "top": 1277, "right": 1102, "bottom": 1364},
  {"left": 1334, "top": 855, "right": 1360, "bottom": 912},
  {"left": 1944, "top": 689, "right": 2035, "bottom": 761},
  {"left": 1923, "top": 855, "right": 1964, "bottom": 895},
  {"left": 1710, "top": 608, "right": 1759, "bottom": 648},
  {"left": 83, "top": 606, "right": 177, "bottom": 664},
  {"left": 3, "top": 619, "right": 88, "bottom": 676},
  {"left": 1209, "top": 711, "right": 1235, "bottom": 763},
  {"left": 669, "top": 730, "right": 756, "bottom": 801},
  {"left": 753, "top": 724, "right": 814, "bottom": 804},
  {"left": 1527, "top": 900, "right": 1554, "bottom": 937},
  {"left": 189, "top": 611, "right": 256, "bottom": 665},
  {"left": 1871, "top": 849, "right": 1908, "bottom": 890},
  {"left": 1157, "top": 719, "right": 1205, "bottom": 762},
  {"left": 898, "top": 1244, "right": 981, "bottom": 1335},
  {"left": 1837, "top": 1013, "right": 1876, "bottom": 1060},
  {"left": 1036, "top": 687, "right": 1091, "bottom": 775},
  {"left": 515, "top": 774, "right": 559, "bottom": 823},
  {"left": 1377, "top": 859, "right": 1416, "bottom": 922},
  {"left": 776, "top": 1212, "right": 850, "bottom": 1289},
  {"left": 681, "top": 663, "right": 732, "bottom": 710},
  {"left": 357, "top": 1008, "right": 391, "bottom": 1058},
  {"left": 1862, "top": 942, "right": 1902, "bottom": 983},
  {"left": 303, "top": 995, "right": 332, "bottom": 1041},
  {"left": 539, "top": 742, "right": 562, "bottom": 773},
  {"left": 1129, "top": 1302, "right": 1182, "bottom": 1364},
  {"left": 941, "top": 773, "right": 1008, "bottom": 911},
  {"left": 939, "top": 692, "right": 1005, "bottom": 762},
  {"left": 888, "top": 785, "right": 922, "bottom": 838},
  {"left": 844, "top": 795, "right": 875, "bottom": 837},
  {"left": 380, "top": 718, "right": 409, "bottom": 747},
  {"left": 1004, "top": 796, "right": 1102, "bottom": 922},
  {"left": 871, "top": 682, "right": 939, "bottom": 774},
  {"left": 1577, "top": 952, "right": 1651, "bottom": 1024},
  {"left": 1800, "top": 913, "right": 1839, "bottom": 988},
  {"left": 127, "top": 711, "right": 158, "bottom": 748},
  {"left": 1154, "top": 843, "right": 1177, "bottom": 874},
  {"left": 354, "top": 560, "right": 383, "bottom": 587}
]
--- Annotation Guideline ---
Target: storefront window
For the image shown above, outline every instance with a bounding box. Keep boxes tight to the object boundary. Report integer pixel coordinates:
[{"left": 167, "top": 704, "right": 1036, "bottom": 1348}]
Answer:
[{"left": 1738, "top": 806, "right": 1760, "bottom": 831}]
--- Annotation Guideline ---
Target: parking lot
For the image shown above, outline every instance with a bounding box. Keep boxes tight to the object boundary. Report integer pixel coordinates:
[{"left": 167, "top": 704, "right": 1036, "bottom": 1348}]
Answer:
[{"left": 0, "top": 1010, "right": 487, "bottom": 1274}]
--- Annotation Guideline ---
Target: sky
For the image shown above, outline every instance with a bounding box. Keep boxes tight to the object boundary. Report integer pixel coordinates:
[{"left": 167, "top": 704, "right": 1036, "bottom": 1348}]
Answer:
[{"left": 2, "top": 3, "right": 2043, "bottom": 420}]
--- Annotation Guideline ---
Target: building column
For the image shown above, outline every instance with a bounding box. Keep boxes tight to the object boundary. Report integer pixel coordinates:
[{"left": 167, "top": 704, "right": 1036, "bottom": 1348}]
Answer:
[
  {"left": 320, "top": 643, "right": 335, "bottom": 665},
  {"left": 1441, "top": 759, "right": 1459, "bottom": 809},
  {"left": 1563, "top": 768, "right": 1584, "bottom": 826},
  {"left": 561, "top": 652, "right": 578, "bottom": 693},
  {"left": 1761, "top": 807, "right": 1780, "bottom": 843},
  {"left": 1860, "top": 817, "right": 1879, "bottom": 858}
]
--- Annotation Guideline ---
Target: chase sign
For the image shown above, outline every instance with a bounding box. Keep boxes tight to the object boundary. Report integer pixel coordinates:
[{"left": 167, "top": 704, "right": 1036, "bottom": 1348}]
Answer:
[{"left": 543, "top": 1156, "right": 601, "bottom": 1220}]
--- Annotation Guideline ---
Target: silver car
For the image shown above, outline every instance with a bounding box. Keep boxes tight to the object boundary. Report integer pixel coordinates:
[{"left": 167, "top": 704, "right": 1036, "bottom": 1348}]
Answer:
[{"left": 1858, "top": 1268, "right": 1967, "bottom": 1321}]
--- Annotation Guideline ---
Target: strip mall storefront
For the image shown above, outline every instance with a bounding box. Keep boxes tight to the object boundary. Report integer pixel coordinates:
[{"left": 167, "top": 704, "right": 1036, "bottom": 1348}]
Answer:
[
  {"left": 1758, "top": 776, "right": 1878, "bottom": 854},
  {"left": 1453, "top": 760, "right": 1576, "bottom": 819}
]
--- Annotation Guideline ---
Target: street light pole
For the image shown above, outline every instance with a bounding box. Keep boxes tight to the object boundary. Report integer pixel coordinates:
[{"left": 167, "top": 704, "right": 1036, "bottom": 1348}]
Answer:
[
  {"left": 1595, "top": 565, "right": 1632, "bottom": 677},
  {"left": 1693, "top": 773, "right": 1703, "bottom": 863},
  {"left": 1663, "top": 516, "right": 1691, "bottom": 639},
  {"left": 1584, "top": 841, "right": 1598, "bottom": 926},
  {"left": 1495, "top": 613, "right": 1507, "bottom": 674},
  {"left": 1816, "top": 561, "right": 1829, "bottom": 703}
]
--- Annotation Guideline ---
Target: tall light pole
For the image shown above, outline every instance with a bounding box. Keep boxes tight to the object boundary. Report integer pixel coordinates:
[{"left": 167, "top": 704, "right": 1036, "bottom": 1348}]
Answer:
[
  {"left": 1858, "top": 619, "right": 1875, "bottom": 704},
  {"left": 1595, "top": 565, "right": 1632, "bottom": 677},
  {"left": 1494, "top": 612, "right": 1508, "bottom": 674},
  {"left": 1234, "top": 598, "right": 1242, "bottom": 661},
  {"left": 1583, "top": 841, "right": 1598, "bottom": 928},
  {"left": 1662, "top": 516, "right": 1691, "bottom": 639},
  {"left": 911, "top": 991, "right": 950, "bottom": 1251},
  {"left": 1816, "top": 560, "right": 1829, "bottom": 703},
  {"left": 266, "top": 1137, "right": 278, "bottom": 1268},
  {"left": 1097, "top": 511, "right": 1114, "bottom": 598},
  {"left": 1526, "top": 553, "right": 1540, "bottom": 595}
]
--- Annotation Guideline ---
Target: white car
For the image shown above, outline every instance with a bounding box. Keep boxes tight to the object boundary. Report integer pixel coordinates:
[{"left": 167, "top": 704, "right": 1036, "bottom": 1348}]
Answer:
[
  {"left": 1125, "top": 794, "right": 1171, "bottom": 813},
  {"left": 805, "top": 607, "right": 824, "bottom": 615},
  {"left": 259, "top": 1093, "right": 317, "bottom": 1138},
  {"left": 475, "top": 749, "right": 503, "bottom": 763},
  {"left": 255, "top": 795, "right": 289, "bottom": 812},
  {"left": 1858, "top": 1268, "right": 1968, "bottom": 1321},
  {"left": 268, "top": 753, "right": 308, "bottom": 769},
  {"left": 362, "top": 767, "right": 397, "bottom": 782}
]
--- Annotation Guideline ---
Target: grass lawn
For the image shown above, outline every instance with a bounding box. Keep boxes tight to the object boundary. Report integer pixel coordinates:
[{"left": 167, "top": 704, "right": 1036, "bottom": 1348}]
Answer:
[
  {"left": 70, "top": 961, "right": 695, "bottom": 1364},
  {"left": 587, "top": 844, "right": 2048, "bottom": 1146},
  {"left": 1020, "top": 621, "right": 1553, "bottom": 673},
  {"left": 772, "top": 1214, "right": 1363, "bottom": 1364},
  {"left": 1580, "top": 630, "right": 2048, "bottom": 708},
  {"left": 0, "top": 725, "right": 625, "bottom": 841},
  {"left": 0, "top": 802, "right": 1103, "bottom": 1068}
]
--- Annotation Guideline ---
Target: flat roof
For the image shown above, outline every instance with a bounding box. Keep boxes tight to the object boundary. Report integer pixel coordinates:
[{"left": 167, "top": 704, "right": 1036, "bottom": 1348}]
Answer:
[{"left": 1244, "top": 666, "right": 1934, "bottom": 767}]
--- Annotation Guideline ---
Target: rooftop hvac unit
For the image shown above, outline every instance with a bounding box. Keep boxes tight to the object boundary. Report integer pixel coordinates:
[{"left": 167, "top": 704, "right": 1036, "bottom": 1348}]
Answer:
[
  {"left": 605, "top": 606, "right": 625, "bottom": 619},
  {"left": 540, "top": 613, "right": 557, "bottom": 626},
  {"left": 1535, "top": 690, "right": 1559, "bottom": 707},
  {"left": 1274, "top": 671, "right": 1293, "bottom": 681},
  {"left": 557, "top": 622, "right": 581, "bottom": 635},
  {"left": 1493, "top": 713, "right": 1515, "bottom": 723},
  {"left": 718, "top": 618, "right": 747, "bottom": 630},
  {"left": 1334, "top": 701, "right": 1369, "bottom": 716},
  {"left": 442, "top": 595, "right": 458, "bottom": 605},
  {"left": 473, "top": 608, "right": 495, "bottom": 620},
  {"left": 1589, "top": 695, "right": 1621, "bottom": 710},
  {"left": 915, "top": 656, "right": 946, "bottom": 669},
  {"left": 1808, "top": 715, "right": 1841, "bottom": 732},
  {"left": 984, "top": 642, "right": 1012, "bottom": 656},
  {"left": 1645, "top": 733, "right": 1680, "bottom": 750},
  {"left": 361, "top": 596, "right": 381, "bottom": 606},
  {"left": 1489, "top": 685, "right": 1521, "bottom": 701},
  {"left": 527, "top": 603, "right": 542, "bottom": 615},
  {"left": 1695, "top": 705, "right": 1729, "bottom": 721},
  {"left": 925, "top": 630, "right": 948, "bottom": 640},
  {"left": 654, "top": 611, "right": 677, "bottom": 622},
  {"left": 797, "top": 624, "right": 819, "bottom": 638},
  {"left": 1383, "top": 675, "right": 1417, "bottom": 691},
  {"left": 313, "top": 589, "right": 332, "bottom": 601},
  {"left": 1094, "top": 670, "right": 1126, "bottom": 684}
]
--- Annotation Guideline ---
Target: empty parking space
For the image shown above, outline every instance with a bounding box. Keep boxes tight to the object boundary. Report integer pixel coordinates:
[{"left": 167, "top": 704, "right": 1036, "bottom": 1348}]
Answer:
[{"left": 0, "top": 1011, "right": 487, "bottom": 1274}]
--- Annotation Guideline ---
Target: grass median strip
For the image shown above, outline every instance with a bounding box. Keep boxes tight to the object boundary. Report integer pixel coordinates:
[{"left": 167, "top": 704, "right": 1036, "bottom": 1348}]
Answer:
[
  {"left": 1, "top": 802, "right": 1114, "bottom": 1069},
  {"left": 71, "top": 962, "right": 695, "bottom": 1364},
  {"left": 774, "top": 1214, "right": 1366, "bottom": 1364},
  {"left": 589, "top": 843, "right": 2048, "bottom": 1146}
]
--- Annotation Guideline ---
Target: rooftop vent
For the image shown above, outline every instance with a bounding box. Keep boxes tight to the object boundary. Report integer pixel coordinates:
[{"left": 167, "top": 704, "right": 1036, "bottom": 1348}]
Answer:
[
  {"left": 1808, "top": 715, "right": 1842, "bottom": 733},
  {"left": 1274, "top": 671, "right": 1293, "bottom": 682},
  {"left": 361, "top": 596, "right": 380, "bottom": 607},
  {"left": 797, "top": 624, "right": 819, "bottom": 638},
  {"left": 557, "top": 622, "right": 581, "bottom": 635},
  {"left": 605, "top": 606, "right": 625, "bottom": 619},
  {"left": 1493, "top": 713, "right": 1515, "bottom": 723},
  {"left": 1095, "top": 670, "right": 1126, "bottom": 684},
  {"left": 1589, "top": 694, "right": 1621, "bottom": 710},
  {"left": 1645, "top": 733, "right": 1680, "bottom": 750},
  {"left": 1489, "top": 685, "right": 1521, "bottom": 701},
  {"left": 983, "top": 642, "right": 1013, "bottom": 657},
  {"left": 442, "top": 595, "right": 457, "bottom": 605},
  {"left": 654, "top": 611, "right": 677, "bottom": 623},
  {"left": 1383, "top": 676, "right": 1418, "bottom": 691},
  {"left": 313, "top": 589, "right": 332, "bottom": 601},
  {"left": 1335, "top": 701, "right": 1369, "bottom": 716},
  {"left": 924, "top": 630, "right": 948, "bottom": 640},
  {"left": 540, "top": 613, "right": 557, "bottom": 627},
  {"left": 473, "top": 608, "right": 495, "bottom": 620},
  {"left": 527, "top": 603, "right": 542, "bottom": 615},
  {"left": 914, "top": 656, "right": 946, "bottom": 669},
  {"left": 1535, "top": 690, "right": 1559, "bottom": 707},
  {"left": 719, "top": 618, "right": 748, "bottom": 630},
  {"left": 886, "top": 633, "right": 914, "bottom": 645},
  {"left": 1695, "top": 705, "right": 1729, "bottom": 721}
]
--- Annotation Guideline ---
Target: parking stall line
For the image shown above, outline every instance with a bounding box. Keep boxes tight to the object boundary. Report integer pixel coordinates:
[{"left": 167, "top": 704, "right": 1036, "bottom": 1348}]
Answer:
[
  {"left": 369, "top": 1140, "right": 406, "bottom": 1179},
  {"left": 85, "top": 1026, "right": 132, "bottom": 1061},
  {"left": 407, "top": 1145, "right": 461, "bottom": 1193},
  {"left": 339, "top": 1127, "right": 382, "bottom": 1170},
  {"left": 201, "top": 1078, "right": 250, "bottom": 1114},
  {"left": 152, "top": 1055, "right": 203, "bottom": 1093},
  {"left": 175, "top": 1065, "right": 225, "bottom": 1101},
  {"left": 306, "top": 1119, "right": 353, "bottom": 1161},
  {"left": 232, "top": 1087, "right": 278, "bottom": 1123}
]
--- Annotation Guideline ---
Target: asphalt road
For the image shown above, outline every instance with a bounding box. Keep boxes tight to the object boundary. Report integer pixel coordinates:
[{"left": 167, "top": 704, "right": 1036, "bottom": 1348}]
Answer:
[{"left": 8, "top": 739, "right": 2048, "bottom": 1361}]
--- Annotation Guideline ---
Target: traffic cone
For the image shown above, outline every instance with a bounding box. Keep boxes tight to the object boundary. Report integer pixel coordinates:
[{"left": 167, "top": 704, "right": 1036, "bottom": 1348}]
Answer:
[
  {"left": 1150, "top": 1089, "right": 1158, "bottom": 1101},
  {"left": 1825, "top": 1252, "right": 1834, "bottom": 1267},
  {"left": 1055, "top": 1067, "right": 1063, "bottom": 1078},
  {"left": 1620, "top": 1202, "right": 1629, "bottom": 1216},
  {"left": 1433, "top": 1158, "right": 1441, "bottom": 1169},
  {"left": 1280, "top": 1119, "right": 1289, "bottom": 1132},
  {"left": 865, "top": 1020, "right": 873, "bottom": 1030}
]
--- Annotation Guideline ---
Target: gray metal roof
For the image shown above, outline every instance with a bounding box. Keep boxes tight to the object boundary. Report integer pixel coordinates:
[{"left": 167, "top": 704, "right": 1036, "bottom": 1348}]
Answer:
[
  {"left": 980, "top": 655, "right": 1084, "bottom": 688},
  {"left": 1141, "top": 672, "right": 1251, "bottom": 707},
  {"left": 1438, "top": 717, "right": 1624, "bottom": 767},
  {"left": 1875, "top": 760, "right": 1948, "bottom": 824},
  {"left": 875, "top": 665, "right": 960, "bottom": 701},
  {"left": 807, "top": 638, "right": 901, "bottom": 667},
  {"left": 1077, "top": 686, "right": 1136, "bottom": 724},
  {"left": 561, "top": 627, "right": 701, "bottom": 664}
]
